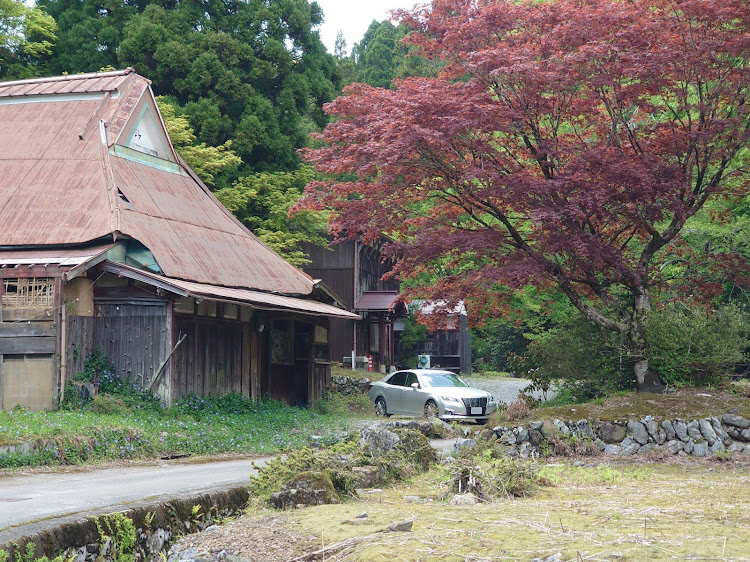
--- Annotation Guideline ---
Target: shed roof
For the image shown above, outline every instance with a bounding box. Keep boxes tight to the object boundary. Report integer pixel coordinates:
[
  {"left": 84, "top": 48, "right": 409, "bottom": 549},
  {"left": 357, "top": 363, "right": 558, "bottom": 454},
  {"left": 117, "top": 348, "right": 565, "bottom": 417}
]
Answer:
[
  {"left": 99, "top": 261, "right": 359, "bottom": 319},
  {"left": 355, "top": 291, "right": 401, "bottom": 312},
  {"left": 0, "top": 69, "right": 314, "bottom": 295}
]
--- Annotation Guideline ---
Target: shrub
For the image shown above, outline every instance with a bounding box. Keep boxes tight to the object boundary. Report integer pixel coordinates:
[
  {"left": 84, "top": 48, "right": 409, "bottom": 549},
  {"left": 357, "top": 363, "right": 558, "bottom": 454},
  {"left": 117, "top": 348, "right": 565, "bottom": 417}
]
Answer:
[
  {"left": 646, "top": 303, "right": 750, "bottom": 387},
  {"left": 318, "top": 389, "right": 372, "bottom": 417},
  {"left": 471, "top": 319, "right": 528, "bottom": 372},
  {"left": 68, "top": 350, "right": 160, "bottom": 410},
  {"left": 524, "top": 315, "right": 632, "bottom": 401}
]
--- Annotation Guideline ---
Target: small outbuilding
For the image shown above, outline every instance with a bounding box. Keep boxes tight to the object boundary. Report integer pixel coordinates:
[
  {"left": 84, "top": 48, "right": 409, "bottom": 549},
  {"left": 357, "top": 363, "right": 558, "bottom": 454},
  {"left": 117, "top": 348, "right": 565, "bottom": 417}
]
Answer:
[{"left": 0, "top": 69, "right": 358, "bottom": 411}]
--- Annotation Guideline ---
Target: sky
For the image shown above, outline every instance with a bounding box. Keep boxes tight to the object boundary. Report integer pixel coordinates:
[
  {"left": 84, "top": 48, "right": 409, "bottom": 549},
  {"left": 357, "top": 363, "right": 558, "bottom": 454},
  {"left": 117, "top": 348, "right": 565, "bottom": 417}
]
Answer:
[{"left": 314, "top": 0, "right": 421, "bottom": 54}]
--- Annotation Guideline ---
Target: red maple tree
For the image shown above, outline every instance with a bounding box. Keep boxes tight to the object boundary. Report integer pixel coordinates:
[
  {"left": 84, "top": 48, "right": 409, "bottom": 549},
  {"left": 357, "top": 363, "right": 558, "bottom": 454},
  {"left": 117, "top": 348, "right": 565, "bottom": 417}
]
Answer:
[{"left": 296, "top": 0, "right": 750, "bottom": 391}]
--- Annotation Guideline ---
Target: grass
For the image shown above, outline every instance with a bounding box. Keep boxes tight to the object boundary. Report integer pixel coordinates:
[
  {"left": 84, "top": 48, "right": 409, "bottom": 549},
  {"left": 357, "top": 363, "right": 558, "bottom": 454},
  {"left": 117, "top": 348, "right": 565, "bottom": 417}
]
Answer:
[
  {"left": 487, "top": 384, "right": 750, "bottom": 426},
  {"left": 255, "top": 459, "right": 750, "bottom": 560},
  {"left": 0, "top": 394, "right": 350, "bottom": 469}
]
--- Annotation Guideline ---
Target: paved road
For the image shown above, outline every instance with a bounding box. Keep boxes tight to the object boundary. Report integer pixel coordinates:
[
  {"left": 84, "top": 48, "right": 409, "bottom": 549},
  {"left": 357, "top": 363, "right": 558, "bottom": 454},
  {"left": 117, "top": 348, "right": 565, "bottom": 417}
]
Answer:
[
  {"left": 0, "top": 457, "right": 266, "bottom": 543},
  {"left": 467, "top": 376, "right": 555, "bottom": 405}
]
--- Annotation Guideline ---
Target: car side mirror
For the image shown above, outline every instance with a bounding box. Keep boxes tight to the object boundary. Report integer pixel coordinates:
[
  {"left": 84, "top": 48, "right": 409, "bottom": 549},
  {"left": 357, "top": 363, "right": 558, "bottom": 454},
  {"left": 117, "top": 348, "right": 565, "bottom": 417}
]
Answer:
[{"left": 411, "top": 382, "right": 419, "bottom": 390}]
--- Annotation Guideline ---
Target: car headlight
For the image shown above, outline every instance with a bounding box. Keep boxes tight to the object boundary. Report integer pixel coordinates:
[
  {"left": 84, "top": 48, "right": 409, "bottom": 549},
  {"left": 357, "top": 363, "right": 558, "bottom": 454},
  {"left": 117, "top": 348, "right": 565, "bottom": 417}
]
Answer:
[{"left": 441, "top": 396, "right": 463, "bottom": 405}]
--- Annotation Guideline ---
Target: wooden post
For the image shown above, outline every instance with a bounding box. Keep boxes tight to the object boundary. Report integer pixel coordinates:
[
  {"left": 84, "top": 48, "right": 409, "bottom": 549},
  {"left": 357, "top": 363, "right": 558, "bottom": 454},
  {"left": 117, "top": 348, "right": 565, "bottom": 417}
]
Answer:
[
  {"left": 250, "top": 330, "right": 260, "bottom": 401},
  {"left": 242, "top": 324, "right": 252, "bottom": 398}
]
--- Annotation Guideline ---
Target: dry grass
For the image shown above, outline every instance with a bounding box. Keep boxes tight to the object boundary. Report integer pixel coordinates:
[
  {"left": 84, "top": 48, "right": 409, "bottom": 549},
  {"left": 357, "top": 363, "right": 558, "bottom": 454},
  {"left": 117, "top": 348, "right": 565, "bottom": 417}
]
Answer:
[{"left": 275, "top": 459, "right": 750, "bottom": 561}]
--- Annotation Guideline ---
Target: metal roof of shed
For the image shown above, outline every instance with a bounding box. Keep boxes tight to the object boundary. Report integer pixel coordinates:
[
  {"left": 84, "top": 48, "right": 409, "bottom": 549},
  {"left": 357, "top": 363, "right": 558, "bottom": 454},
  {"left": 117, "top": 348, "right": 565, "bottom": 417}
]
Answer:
[{"left": 100, "top": 262, "right": 359, "bottom": 319}]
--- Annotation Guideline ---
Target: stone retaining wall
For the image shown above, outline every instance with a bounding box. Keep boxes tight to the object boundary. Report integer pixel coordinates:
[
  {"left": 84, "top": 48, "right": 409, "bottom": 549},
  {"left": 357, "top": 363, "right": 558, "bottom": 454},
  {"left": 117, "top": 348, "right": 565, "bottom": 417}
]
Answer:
[
  {"left": 330, "top": 376, "right": 371, "bottom": 395},
  {"left": 0, "top": 488, "right": 249, "bottom": 562},
  {"left": 483, "top": 413, "right": 750, "bottom": 458}
]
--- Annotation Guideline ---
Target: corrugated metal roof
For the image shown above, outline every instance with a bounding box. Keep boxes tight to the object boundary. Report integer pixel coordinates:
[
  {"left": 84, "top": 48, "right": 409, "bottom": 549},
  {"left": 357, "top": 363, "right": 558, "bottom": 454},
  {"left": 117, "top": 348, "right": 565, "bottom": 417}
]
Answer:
[
  {"left": 100, "top": 262, "right": 360, "bottom": 319},
  {"left": 0, "top": 70, "right": 315, "bottom": 296},
  {"left": 355, "top": 291, "right": 401, "bottom": 311},
  {"left": 0, "top": 69, "right": 135, "bottom": 98}
]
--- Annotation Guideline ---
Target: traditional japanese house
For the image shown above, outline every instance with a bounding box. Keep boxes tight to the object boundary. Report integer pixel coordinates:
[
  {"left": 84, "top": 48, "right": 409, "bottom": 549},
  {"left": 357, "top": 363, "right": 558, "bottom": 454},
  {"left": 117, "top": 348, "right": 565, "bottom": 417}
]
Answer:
[{"left": 0, "top": 69, "right": 358, "bottom": 411}]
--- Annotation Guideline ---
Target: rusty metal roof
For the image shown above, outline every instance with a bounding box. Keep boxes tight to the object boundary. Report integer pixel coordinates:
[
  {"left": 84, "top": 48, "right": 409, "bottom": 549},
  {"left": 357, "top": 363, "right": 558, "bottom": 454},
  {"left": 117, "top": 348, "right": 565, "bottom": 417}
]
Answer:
[
  {"left": 0, "top": 70, "right": 314, "bottom": 295},
  {"left": 0, "top": 69, "right": 136, "bottom": 98},
  {"left": 355, "top": 291, "right": 401, "bottom": 311},
  {"left": 100, "top": 262, "right": 360, "bottom": 319}
]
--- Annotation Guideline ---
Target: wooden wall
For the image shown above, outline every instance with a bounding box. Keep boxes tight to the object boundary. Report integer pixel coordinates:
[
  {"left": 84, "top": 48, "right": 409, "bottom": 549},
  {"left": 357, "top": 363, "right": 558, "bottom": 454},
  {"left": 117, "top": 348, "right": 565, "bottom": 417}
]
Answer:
[
  {"left": 172, "top": 315, "right": 245, "bottom": 400},
  {"left": 66, "top": 303, "right": 169, "bottom": 390}
]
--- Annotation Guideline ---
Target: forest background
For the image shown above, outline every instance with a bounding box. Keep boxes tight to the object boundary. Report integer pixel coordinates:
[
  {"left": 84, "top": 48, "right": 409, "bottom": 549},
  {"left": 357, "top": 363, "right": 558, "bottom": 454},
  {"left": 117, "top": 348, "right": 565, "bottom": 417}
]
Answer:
[{"left": 1, "top": 0, "right": 750, "bottom": 399}]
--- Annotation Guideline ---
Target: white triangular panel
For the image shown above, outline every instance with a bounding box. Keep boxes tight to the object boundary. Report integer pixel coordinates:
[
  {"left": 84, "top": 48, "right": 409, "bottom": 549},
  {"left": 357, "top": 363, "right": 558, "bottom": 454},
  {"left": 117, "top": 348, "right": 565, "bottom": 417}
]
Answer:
[{"left": 125, "top": 105, "right": 170, "bottom": 159}]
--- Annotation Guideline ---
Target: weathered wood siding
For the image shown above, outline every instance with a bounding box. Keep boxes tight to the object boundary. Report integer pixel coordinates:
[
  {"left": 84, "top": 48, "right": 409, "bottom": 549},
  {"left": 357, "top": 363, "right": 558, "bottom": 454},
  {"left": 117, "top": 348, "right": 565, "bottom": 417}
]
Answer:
[
  {"left": 66, "top": 304, "right": 169, "bottom": 389},
  {"left": 172, "top": 315, "right": 244, "bottom": 399}
]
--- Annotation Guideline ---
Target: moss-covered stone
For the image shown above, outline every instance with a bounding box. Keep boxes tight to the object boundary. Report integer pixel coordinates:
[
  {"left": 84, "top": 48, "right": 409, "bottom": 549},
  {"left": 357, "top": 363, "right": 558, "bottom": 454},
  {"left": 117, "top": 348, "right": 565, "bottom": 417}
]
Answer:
[{"left": 269, "top": 471, "right": 341, "bottom": 509}]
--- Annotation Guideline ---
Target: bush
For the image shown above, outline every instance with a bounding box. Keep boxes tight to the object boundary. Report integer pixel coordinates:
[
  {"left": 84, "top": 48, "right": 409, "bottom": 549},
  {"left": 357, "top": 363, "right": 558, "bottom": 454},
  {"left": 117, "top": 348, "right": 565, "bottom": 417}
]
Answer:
[
  {"left": 647, "top": 303, "right": 750, "bottom": 387},
  {"left": 524, "top": 315, "right": 633, "bottom": 401},
  {"left": 471, "top": 319, "right": 528, "bottom": 372},
  {"left": 318, "top": 390, "right": 372, "bottom": 417},
  {"left": 67, "top": 350, "right": 160, "bottom": 411}
]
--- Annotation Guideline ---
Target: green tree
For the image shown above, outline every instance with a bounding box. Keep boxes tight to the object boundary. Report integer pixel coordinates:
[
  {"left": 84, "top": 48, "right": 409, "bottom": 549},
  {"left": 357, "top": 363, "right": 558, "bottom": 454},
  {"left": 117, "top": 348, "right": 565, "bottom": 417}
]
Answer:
[
  {"left": 157, "top": 98, "right": 241, "bottom": 190},
  {"left": 0, "top": 0, "right": 57, "bottom": 79},
  {"left": 215, "top": 167, "right": 328, "bottom": 266}
]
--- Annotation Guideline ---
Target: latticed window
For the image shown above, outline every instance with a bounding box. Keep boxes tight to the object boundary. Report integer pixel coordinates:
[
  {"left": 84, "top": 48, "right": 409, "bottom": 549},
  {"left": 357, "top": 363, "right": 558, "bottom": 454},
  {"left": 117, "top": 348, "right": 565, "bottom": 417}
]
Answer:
[{"left": 2, "top": 278, "right": 55, "bottom": 309}]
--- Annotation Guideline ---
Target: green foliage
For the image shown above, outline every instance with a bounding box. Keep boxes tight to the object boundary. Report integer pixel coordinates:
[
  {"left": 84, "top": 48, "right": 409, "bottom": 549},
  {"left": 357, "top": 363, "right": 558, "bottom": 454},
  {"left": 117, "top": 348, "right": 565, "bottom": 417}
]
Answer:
[
  {"left": 157, "top": 98, "right": 241, "bottom": 189},
  {"left": 67, "top": 350, "right": 160, "bottom": 411},
  {"left": 95, "top": 513, "right": 136, "bottom": 562},
  {"left": 646, "top": 303, "right": 750, "bottom": 387},
  {"left": 250, "top": 428, "right": 437, "bottom": 503},
  {"left": 0, "top": 543, "right": 65, "bottom": 562},
  {"left": 0, "top": 392, "right": 344, "bottom": 468},
  {"left": 524, "top": 315, "right": 632, "bottom": 401},
  {"left": 317, "top": 390, "right": 372, "bottom": 417},
  {"left": 471, "top": 318, "right": 528, "bottom": 372},
  {"left": 0, "top": 0, "right": 57, "bottom": 79},
  {"left": 394, "top": 305, "right": 428, "bottom": 368},
  {"left": 249, "top": 439, "right": 361, "bottom": 499},
  {"left": 215, "top": 166, "right": 328, "bottom": 266},
  {"left": 348, "top": 20, "right": 440, "bottom": 89}
]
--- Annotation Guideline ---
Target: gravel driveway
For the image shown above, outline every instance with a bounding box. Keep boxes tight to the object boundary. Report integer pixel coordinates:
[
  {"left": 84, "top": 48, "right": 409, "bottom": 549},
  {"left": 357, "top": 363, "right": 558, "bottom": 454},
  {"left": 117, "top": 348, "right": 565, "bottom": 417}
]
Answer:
[{"left": 464, "top": 376, "right": 555, "bottom": 405}]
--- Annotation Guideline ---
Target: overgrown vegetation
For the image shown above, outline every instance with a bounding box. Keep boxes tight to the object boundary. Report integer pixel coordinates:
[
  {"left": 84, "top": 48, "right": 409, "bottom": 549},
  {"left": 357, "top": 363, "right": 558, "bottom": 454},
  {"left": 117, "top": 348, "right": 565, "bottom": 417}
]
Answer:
[
  {"left": 250, "top": 428, "right": 437, "bottom": 503},
  {"left": 0, "top": 351, "right": 352, "bottom": 469}
]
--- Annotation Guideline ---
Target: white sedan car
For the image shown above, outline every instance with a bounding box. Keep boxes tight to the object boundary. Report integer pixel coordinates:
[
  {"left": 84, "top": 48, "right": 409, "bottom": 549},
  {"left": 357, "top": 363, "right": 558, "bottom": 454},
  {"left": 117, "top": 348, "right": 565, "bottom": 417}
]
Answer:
[{"left": 367, "top": 369, "right": 497, "bottom": 424}]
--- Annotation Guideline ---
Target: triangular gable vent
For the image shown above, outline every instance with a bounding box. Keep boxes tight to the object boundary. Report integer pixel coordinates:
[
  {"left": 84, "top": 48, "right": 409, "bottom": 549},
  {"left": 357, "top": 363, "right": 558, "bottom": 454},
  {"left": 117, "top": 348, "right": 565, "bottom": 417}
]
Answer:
[{"left": 125, "top": 105, "right": 171, "bottom": 159}]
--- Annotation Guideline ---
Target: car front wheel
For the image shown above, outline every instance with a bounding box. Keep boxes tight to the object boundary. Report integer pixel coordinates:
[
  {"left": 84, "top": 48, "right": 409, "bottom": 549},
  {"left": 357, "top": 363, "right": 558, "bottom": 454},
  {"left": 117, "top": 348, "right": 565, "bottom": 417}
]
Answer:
[
  {"left": 375, "top": 397, "right": 390, "bottom": 417},
  {"left": 424, "top": 400, "right": 439, "bottom": 419}
]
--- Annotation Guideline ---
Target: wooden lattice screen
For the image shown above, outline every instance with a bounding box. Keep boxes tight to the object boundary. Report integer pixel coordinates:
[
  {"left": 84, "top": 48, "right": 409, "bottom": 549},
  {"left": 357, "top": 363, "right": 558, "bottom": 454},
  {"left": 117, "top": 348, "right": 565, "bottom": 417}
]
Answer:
[{"left": 2, "top": 278, "right": 55, "bottom": 309}]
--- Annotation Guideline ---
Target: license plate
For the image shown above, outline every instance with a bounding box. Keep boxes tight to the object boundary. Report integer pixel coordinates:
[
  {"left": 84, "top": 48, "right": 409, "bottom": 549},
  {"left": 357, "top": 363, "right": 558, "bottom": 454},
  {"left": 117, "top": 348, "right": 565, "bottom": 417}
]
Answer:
[{"left": 471, "top": 407, "right": 482, "bottom": 415}]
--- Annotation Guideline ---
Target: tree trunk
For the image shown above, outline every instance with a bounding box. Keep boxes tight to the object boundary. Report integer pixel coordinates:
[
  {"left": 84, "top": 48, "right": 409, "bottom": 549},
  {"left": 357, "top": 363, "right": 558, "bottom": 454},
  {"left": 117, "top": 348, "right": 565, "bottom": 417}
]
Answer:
[{"left": 629, "top": 290, "right": 664, "bottom": 393}]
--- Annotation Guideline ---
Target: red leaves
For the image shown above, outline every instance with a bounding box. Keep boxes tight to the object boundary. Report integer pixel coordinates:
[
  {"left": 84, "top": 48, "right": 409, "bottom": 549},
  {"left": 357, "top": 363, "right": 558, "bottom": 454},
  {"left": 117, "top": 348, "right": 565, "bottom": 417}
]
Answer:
[{"left": 296, "top": 0, "right": 750, "bottom": 324}]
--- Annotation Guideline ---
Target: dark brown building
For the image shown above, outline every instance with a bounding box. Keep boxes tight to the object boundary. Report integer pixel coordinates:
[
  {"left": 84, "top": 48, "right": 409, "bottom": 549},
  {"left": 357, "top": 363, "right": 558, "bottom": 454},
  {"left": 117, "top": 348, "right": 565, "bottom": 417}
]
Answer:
[{"left": 302, "top": 238, "right": 472, "bottom": 375}]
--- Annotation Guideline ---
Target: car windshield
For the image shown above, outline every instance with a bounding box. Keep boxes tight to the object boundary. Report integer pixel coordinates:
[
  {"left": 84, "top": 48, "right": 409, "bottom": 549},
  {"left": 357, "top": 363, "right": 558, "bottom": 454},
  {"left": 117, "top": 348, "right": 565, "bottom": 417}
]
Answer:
[{"left": 420, "top": 372, "right": 469, "bottom": 388}]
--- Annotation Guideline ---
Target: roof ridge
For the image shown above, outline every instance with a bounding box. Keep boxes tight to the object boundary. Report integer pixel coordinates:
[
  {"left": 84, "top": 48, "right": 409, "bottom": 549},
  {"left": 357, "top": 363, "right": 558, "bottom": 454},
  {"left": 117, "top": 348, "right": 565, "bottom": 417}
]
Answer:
[{"left": 0, "top": 68, "right": 135, "bottom": 89}]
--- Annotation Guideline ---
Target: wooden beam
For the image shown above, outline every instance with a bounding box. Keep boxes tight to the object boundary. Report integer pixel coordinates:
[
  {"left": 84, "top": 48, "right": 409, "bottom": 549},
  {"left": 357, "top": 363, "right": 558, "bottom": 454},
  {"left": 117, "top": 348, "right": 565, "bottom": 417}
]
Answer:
[
  {"left": 0, "top": 323, "right": 56, "bottom": 337},
  {"left": 0, "top": 337, "right": 56, "bottom": 354}
]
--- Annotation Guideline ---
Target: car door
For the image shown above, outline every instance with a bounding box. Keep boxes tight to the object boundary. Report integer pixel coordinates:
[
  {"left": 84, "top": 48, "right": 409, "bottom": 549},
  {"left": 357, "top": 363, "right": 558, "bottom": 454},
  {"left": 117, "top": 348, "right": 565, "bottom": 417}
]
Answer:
[
  {"left": 401, "top": 371, "right": 426, "bottom": 415},
  {"left": 382, "top": 371, "right": 407, "bottom": 413}
]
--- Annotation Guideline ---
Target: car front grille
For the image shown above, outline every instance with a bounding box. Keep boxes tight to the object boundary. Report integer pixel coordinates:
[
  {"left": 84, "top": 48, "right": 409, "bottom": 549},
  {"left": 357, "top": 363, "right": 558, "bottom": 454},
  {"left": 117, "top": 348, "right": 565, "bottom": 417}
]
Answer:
[{"left": 461, "top": 397, "right": 487, "bottom": 413}]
